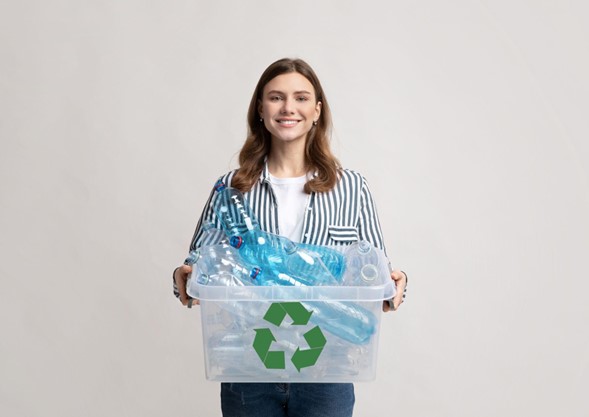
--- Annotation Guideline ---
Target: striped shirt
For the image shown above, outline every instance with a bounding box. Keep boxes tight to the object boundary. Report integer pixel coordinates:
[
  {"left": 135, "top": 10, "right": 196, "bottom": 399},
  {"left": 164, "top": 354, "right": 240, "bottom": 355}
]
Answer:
[{"left": 174, "top": 164, "right": 388, "bottom": 297}]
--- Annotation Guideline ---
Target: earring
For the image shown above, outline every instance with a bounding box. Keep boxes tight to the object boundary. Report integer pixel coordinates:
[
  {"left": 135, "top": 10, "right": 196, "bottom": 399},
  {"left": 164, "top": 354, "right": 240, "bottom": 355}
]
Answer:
[
  {"left": 260, "top": 117, "right": 264, "bottom": 122},
  {"left": 313, "top": 120, "right": 317, "bottom": 126}
]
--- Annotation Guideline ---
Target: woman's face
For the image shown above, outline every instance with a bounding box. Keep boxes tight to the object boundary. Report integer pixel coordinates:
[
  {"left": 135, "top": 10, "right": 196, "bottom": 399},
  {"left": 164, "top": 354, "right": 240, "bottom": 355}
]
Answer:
[{"left": 259, "top": 72, "right": 322, "bottom": 146}]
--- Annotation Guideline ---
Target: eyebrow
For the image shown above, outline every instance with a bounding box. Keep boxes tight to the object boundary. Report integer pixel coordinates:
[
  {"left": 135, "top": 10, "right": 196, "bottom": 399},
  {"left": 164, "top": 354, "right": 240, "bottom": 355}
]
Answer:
[{"left": 266, "top": 90, "right": 313, "bottom": 95}]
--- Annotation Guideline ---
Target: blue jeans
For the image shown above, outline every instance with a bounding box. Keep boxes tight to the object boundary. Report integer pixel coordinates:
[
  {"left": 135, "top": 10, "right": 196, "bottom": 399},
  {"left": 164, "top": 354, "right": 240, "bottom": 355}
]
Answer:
[{"left": 220, "top": 383, "right": 355, "bottom": 417}]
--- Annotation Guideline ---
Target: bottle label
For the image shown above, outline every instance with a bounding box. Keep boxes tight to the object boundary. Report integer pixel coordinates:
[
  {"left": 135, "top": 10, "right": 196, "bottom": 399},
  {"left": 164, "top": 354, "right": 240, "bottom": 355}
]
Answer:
[{"left": 230, "top": 194, "right": 255, "bottom": 231}]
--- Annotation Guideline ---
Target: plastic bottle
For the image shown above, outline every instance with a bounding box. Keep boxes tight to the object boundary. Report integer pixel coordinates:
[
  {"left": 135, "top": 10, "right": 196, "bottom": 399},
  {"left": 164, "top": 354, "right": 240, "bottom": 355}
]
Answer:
[
  {"left": 212, "top": 180, "right": 259, "bottom": 235},
  {"left": 343, "top": 240, "right": 384, "bottom": 286},
  {"left": 315, "top": 342, "right": 371, "bottom": 378},
  {"left": 212, "top": 180, "right": 345, "bottom": 283},
  {"left": 198, "top": 221, "right": 230, "bottom": 246},
  {"left": 265, "top": 286, "right": 378, "bottom": 345},
  {"left": 184, "top": 221, "right": 229, "bottom": 266},
  {"left": 206, "top": 330, "right": 265, "bottom": 378},
  {"left": 302, "top": 300, "right": 377, "bottom": 345},
  {"left": 297, "top": 241, "right": 347, "bottom": 279},
  {"left": 187, "top": 243, "right": 261, "bottom": 287},
  {"left": 229, "top": 231, "right": 340, "bottom": 286}
]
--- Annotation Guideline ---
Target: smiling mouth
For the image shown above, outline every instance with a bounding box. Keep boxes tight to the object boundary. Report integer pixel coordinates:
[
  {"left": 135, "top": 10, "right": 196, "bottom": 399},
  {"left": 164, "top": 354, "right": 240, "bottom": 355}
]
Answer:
[{"left": 276, "top": 120, "right": 300, "bottom": 126}]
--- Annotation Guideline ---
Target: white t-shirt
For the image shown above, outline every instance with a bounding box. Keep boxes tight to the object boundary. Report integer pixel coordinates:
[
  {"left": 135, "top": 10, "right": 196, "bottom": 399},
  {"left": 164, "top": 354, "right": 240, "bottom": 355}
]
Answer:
[{"left": 268, "top": 173, "right": 309, "bottom": 243}]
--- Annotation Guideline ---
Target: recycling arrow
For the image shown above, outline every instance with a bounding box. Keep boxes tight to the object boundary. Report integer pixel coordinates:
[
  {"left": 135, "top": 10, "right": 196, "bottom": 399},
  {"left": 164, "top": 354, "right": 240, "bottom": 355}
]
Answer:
[
  {"left": 291, "top": 325, "right": 327, "bottom": 371},
  {"left": 252, "top": 302, "right": 327, "bottom": 371},
  {"left": 252, "top": 328, "right": 285, "bottom": 369},
  {"left": 263, "top": 301, "right": 313, "bottom": 326}
]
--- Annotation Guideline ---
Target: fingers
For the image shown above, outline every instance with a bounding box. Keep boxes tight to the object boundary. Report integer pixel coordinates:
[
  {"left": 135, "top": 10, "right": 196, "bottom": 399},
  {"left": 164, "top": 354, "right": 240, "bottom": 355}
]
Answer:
[
  {"left": 392, "top": 292, "right": 404, "bottom": 311},
  {"left": 387, "top": 270, "right": 407, "bottom": 312},
  {"left": 174, "top": 264, "right": 194, "bottom": 306},
  {"left": 186, "top": 297, "right": 200, "bottom": 307}
]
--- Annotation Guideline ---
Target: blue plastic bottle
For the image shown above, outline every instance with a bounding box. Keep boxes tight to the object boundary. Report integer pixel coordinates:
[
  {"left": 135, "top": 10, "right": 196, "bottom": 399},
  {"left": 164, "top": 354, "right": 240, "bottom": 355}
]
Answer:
[
  {"left": 212, "top": 180, "right": 345, "bottom": 284},
  {"left": 229, "top": 232, "right": 340, "bottom": 286},
  {"left": 212, "top": 180, "right": 260, "bottom": 235}
]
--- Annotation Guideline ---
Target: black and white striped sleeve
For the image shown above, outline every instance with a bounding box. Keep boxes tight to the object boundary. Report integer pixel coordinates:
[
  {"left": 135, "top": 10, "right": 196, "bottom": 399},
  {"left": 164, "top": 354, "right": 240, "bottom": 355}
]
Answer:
[{"left": 357, "top": 175, "right": 386, "bottom": 252}]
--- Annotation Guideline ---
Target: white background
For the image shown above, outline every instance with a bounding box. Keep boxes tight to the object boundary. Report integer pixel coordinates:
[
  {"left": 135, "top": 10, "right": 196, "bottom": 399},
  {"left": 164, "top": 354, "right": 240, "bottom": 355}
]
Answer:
[{"left": 1, "top": 1, "right": 588, "bottom": 416}]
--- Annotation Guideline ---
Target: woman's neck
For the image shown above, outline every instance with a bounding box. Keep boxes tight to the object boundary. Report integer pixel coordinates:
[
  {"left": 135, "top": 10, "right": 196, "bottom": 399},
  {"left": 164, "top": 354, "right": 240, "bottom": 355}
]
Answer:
[{"left": 267, "top": 141, "right": 307, "bottom": 178}]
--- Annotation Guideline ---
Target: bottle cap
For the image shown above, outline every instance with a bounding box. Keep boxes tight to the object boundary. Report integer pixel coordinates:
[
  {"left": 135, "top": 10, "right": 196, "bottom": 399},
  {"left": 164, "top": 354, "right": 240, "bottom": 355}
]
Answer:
[
  {"left": 214, "top": 180, "right": 227, "bottom": 192},
  {"left": 250, "top": 267, "right": 262, "bottom": 280},
  {"left": 197, "top": 274, "right": 210, "bottom": 285},
  {"left": 229, "top": 236, "right": 244, "bottom": 249},
  {"left": 361, "top": 265, "right": 378, "bottom": 282},
  {"left": 184, "top": 250, "right": 200, "bottom": 265},
  {"left": 358, "top": 240, "right": 372, "bottom": 254}
]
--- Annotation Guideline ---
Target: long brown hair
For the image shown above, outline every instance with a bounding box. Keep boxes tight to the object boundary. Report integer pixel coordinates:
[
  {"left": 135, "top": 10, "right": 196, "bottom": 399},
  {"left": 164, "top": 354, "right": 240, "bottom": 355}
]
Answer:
[{"left": 231, "top": 58, "right": 340, "bottom": 194}]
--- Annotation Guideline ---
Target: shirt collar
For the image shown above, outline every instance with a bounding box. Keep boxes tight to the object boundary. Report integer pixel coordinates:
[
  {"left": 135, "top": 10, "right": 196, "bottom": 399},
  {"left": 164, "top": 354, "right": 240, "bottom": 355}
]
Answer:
[{"left": 259, "top": 159, "right": 271, "bottom": 183}]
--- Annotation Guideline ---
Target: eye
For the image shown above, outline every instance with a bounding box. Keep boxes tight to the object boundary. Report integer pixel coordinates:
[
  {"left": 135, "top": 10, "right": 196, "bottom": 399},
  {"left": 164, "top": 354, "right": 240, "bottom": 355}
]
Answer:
[
  {"left": 296, "top": 96, "right": 309, "bottom": 102},
  {"left": 270, "top": 96, "right": 283, "bottom": 102}
]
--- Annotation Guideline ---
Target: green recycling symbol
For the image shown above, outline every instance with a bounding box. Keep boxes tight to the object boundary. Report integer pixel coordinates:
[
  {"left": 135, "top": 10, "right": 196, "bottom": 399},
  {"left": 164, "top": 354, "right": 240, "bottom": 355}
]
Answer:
[{"left": 253, "top": 302, "right": 327, "bottom": 372}]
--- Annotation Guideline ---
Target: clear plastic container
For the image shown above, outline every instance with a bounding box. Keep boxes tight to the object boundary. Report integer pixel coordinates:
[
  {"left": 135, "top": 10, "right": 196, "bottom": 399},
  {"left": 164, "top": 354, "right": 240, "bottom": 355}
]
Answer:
[{"left": 187, "top": 275, "right": 395, "bottom": 382}]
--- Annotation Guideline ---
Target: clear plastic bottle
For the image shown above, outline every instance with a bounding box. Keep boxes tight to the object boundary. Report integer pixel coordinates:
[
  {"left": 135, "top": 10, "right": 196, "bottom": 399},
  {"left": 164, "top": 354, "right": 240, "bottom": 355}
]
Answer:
[
  {"left": 206, "top": 329, "right": 264, "bottom": 378},
  {"left": 213, "top": 180, "right": 260, "bottom": 235},
  {"left": 302, "top": 300, "right": 377, "bottom": 345},
  {"left": 187, "top": 243, "right": 261, "bottom": 287},
  {"left": 297, "top": 241, "right": 346, "bottom": 279},
  {"left": 266, "top": 286, "right": 378, "bottom": 345},
  {"left": 343, "top": 240, "right": 383, "bottom": 286},
  {"left": 315, "top": 341, "right": 371, "bottom": 378}
]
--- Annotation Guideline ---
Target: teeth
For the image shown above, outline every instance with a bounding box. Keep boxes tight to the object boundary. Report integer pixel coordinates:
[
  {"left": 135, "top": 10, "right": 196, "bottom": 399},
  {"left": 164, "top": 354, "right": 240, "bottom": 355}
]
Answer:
[{"left": 278, "top": 120, "right": 298, "bottom": 125}]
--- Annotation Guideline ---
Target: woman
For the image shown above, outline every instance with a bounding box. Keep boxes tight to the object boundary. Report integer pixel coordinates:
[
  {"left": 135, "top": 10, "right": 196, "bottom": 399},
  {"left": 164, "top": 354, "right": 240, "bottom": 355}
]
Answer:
[{"left": 173, "top": 58, "right": 407, "bottom": 417}]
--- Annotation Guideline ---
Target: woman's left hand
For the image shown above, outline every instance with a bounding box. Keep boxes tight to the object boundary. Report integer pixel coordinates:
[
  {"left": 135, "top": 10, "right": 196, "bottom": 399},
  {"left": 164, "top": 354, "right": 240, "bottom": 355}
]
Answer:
[{"left": 383, "top": 270, "right": 407, "bottom": 312}]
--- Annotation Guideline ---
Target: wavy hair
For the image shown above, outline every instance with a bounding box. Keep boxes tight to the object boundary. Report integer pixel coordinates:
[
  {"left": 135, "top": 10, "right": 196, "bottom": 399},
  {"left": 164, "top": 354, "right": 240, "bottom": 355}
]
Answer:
[{"left": 231, "top": 58, "right": 340, "bottom": 193}]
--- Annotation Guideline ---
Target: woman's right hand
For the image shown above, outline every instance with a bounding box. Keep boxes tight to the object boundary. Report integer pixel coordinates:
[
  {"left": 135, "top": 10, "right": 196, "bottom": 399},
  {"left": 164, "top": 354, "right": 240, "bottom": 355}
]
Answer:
[{"left": 174, "top": 264, "right": 199, "bottom": 307}]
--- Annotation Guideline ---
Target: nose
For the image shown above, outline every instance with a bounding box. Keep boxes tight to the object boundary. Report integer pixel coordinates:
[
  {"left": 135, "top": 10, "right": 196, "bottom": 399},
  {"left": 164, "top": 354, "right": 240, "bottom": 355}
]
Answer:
[{"left": 280, "top": 97, "right": 295, "bottom": 114}]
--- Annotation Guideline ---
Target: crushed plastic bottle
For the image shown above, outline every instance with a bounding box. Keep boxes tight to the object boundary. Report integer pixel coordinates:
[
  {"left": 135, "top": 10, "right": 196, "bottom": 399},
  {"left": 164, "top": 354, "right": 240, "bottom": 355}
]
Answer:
[
  {"left": 212, "top": 180, "right": 345, "bottom": 284},
  {"left": 187, "top": 243, "right": 260, "bottom": 287},
  {"left": 302, "top": 300, "right": 377, "bottom": 345},
  {"left": 212, "top": 180, "right": 260, "bottom": 235},
  {"left": 265, "top": 286, "right": 378, "bottom": 345},
  {"left": 229, "top": 231, "right": 340, "bottom": 286}
]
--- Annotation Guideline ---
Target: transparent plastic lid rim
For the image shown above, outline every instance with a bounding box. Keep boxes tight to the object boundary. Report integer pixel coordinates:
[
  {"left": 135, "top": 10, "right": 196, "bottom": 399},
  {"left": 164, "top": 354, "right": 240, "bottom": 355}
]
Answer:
[{"left": 187, "top": 279, "right": 395, "bottom": 302}]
